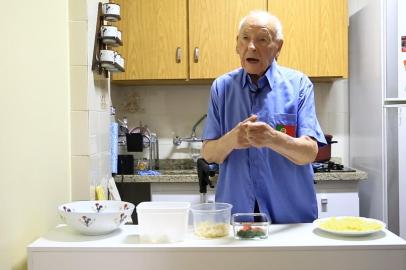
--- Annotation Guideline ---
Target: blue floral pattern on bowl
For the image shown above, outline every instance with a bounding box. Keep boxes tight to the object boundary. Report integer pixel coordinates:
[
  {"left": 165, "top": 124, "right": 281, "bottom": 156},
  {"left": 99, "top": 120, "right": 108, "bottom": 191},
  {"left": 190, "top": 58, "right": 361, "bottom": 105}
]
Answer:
[
  {"left": 115, "top": 213, "right": 128, "bottom": 225},
  {"left": 120, "top": 203, "right": 130, "bottom": 211},
  {"left": 79, "top": 215, "right": 94, "bottom": 227},
  {"left": 63, "top": 206, "right": 72, "bottom": 212},
  {"left": 92, "top": 202, "right": 106, "bottom": 212}
]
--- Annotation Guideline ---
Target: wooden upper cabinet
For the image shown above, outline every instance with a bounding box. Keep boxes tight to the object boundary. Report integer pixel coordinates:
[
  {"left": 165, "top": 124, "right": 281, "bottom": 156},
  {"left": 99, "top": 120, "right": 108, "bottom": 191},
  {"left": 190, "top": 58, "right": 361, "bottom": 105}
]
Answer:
[
  {"left": 268, "top": 0, "right": 348, "bottom": 78},
  {"left": 188, "top": 0, "right": 266, "bottom": 79},
  {"left": 112, "top": 0, "right": 347, "bottom": 82},
  {"left": 112, "top": 0, "right": 266, "bottom": 82},
  {"left": 112, "top": 0, "right": 188, "bottom": 80}
]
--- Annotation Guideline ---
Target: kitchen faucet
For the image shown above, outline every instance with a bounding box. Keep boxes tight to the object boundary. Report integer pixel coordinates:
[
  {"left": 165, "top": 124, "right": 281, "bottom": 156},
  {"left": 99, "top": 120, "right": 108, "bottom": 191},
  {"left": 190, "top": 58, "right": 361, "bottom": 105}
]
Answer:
[
  {"left": 117, "top": 117, "right": 128, "bottom": 146},
  {"left": 173, "top": 114, "right": 207, "bottom": 146},
  {"left": 117, "top": 117, "right": 128, "bottom": 134}
]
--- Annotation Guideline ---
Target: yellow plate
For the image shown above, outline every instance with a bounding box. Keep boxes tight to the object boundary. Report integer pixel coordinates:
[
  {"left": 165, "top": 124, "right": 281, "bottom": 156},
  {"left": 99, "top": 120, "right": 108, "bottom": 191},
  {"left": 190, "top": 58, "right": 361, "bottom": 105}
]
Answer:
[{"left": 313, "top": 216, "right": 386, "bottom": 236}]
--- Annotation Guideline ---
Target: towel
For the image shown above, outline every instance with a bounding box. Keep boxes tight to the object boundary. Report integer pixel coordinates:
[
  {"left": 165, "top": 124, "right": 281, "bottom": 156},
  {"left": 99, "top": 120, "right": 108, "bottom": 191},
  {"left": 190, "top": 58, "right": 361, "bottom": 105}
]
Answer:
[
  {"left": 137, "top": 170, "right": 161, "bottom": 176},
  {"left": 110, "top": 122, "right": 118, "bottom": 174},
  {"left": 107, "top": 177, "right": 121, "bottom": 201},
  {"left": 107, "top": 177, "right": 132, "bottom": 223}
]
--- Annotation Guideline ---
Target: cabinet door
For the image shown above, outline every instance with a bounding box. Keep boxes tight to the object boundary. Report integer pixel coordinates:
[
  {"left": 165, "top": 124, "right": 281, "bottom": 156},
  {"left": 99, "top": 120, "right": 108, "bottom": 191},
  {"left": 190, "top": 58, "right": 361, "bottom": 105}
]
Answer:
[
  {"left": 268, "top": 0, "right": 348, "bottom": 78},
  {"left": 151, "top": 183, "right": 215, "bottom": 205},
  {"left": 113, "top": 0, "right": 188, "bottom": 81},
  {"left": 316, "top": 192, "right": 359, "bottom": 218},
  {"left": 188, "top": 0, "right": 267, "bottom": 79}
]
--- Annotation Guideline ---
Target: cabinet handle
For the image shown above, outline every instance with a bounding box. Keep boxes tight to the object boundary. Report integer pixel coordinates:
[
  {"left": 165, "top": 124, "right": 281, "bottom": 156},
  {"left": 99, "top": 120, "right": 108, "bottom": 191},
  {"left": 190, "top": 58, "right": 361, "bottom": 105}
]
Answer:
[
  {"left": 176, "top": 47, "right": 182, "bottom": 63},
  {"left": 320, "top": 196, "right": 328, "bottom": 212},
  {"left": 193, "top": 47, "right": 199, "bottom": 63}
]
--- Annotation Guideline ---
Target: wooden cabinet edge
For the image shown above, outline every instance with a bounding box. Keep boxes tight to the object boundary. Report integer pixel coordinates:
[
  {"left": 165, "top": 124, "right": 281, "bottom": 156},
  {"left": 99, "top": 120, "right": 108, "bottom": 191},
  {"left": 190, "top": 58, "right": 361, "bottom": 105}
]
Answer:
[
  {"left": 111, "top": 78, "right": 215, "bottom": 86},
  {"left": 111, "top": 76, "right": 348, "bottom": 86}
]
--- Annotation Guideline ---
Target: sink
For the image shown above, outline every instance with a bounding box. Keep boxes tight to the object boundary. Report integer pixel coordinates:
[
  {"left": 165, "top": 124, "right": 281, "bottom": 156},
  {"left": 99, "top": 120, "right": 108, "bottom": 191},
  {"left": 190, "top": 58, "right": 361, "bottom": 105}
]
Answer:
[{"left": 158, "top": 169, "right": 196, "bottom": 175}]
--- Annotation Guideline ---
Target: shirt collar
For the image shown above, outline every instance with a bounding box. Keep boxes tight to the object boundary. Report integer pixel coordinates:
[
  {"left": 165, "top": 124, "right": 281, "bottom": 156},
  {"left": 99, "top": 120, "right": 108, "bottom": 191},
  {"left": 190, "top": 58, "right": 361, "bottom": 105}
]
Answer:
[{"left": 241, "top": 59, "right": 279, "bottom": 92}]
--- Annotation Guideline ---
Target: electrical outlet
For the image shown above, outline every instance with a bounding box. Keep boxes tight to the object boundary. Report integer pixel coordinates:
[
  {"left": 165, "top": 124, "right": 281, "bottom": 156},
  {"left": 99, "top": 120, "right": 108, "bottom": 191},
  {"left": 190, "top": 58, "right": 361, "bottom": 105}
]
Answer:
[{"left": 100, "top": 94, "right": 107, "bottom": 110}]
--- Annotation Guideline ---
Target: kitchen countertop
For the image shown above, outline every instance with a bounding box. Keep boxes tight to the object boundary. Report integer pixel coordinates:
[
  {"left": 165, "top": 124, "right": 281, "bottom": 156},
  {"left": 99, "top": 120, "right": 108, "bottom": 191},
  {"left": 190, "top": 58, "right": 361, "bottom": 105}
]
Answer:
[
  {"left": 114, "top": 168, "right": 368, "bottom": 183},
  {"left": 28, "top": 224, "right": 406, "bottom": 270},
  {"left": 113, "top": 158, "right": 367, "bottom": 183}
]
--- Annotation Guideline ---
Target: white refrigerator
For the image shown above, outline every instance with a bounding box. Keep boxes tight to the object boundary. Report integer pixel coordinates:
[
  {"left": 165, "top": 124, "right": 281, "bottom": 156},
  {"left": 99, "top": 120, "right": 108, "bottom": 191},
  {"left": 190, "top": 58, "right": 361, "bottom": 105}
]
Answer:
[{"left": 349, "top": 0, "right": 406, "bottom": 238}]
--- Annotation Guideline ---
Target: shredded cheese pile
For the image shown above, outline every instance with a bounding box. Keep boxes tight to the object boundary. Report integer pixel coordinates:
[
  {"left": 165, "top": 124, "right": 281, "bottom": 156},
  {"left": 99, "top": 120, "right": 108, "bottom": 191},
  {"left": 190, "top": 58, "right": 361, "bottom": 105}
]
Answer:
[
  {"left": 195, "top": 221, "right": 229, "bottom": 238},
  {"left": 319, "top": 217, "right": 383, "bottom": 232}
]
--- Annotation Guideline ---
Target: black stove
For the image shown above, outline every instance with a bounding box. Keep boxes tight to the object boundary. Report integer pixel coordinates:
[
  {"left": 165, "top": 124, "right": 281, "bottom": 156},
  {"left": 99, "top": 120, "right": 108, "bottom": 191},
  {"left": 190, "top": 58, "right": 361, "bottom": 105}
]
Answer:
[{"left": 312, "top": 161, "right": 356, "bottom": 173}]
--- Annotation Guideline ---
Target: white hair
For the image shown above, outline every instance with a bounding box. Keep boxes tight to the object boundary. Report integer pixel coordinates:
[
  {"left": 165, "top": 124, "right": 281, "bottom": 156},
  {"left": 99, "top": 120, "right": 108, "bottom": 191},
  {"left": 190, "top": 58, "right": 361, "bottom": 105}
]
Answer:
[{"left": 238, "top": 10, "right": 284, "bottom": 41}]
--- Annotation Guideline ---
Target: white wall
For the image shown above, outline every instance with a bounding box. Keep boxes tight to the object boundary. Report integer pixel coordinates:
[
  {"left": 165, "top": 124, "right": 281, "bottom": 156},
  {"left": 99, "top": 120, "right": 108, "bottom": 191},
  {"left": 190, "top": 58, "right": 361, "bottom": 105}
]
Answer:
[
  {"left": 0, "top": 1, "right": 70, "bottom": 270},
  {"left": 111, "top": 79, "right": 350, "bottom": 165}
]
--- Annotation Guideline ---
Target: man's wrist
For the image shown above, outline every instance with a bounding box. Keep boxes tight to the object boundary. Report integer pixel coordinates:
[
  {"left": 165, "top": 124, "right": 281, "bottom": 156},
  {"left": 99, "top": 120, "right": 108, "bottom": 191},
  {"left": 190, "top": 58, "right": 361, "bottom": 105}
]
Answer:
[
  {"left": 266, "top": 127, "right": 282, "bottom": 148},
  {"left": 222, "top": 131, "right": 236, "bottom": 152}
]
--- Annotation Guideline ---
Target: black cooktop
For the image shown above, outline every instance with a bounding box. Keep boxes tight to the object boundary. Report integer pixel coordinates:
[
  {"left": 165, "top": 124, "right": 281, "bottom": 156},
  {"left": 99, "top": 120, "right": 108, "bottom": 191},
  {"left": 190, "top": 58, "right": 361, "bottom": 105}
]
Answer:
[{"left": 312, "top": 161, "right": 356, "bottom": 173}]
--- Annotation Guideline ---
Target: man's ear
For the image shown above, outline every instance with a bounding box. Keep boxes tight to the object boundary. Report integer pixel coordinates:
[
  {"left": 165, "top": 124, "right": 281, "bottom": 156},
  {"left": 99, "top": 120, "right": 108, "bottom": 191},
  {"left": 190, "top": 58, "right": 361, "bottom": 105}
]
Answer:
[
  {"left": 235, "top": 35, "right": 239, "bottom": 54},
  {"left": 275, "top": 40, "right": 284, "bottom": 58}
]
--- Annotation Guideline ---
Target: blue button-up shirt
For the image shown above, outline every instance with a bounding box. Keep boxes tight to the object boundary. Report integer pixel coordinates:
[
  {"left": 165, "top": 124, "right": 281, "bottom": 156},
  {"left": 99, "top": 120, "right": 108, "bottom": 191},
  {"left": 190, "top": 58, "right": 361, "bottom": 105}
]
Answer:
[{"left": 202, "top": 61, "right": 326, "bottom": 224}]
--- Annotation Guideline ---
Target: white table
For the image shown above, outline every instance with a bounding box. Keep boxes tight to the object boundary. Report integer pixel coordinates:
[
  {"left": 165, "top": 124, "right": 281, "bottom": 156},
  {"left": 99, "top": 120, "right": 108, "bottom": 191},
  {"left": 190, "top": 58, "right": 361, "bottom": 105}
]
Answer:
[{"left": 28, "top": 224, "right": 406, "bottom": 270}]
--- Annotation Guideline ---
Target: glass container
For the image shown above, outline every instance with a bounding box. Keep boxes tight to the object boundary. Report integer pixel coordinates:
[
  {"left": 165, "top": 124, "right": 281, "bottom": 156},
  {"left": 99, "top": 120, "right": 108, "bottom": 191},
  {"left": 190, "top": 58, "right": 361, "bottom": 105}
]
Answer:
[{"left": 232, "top": 213, "right": 270, "bottom": 240}]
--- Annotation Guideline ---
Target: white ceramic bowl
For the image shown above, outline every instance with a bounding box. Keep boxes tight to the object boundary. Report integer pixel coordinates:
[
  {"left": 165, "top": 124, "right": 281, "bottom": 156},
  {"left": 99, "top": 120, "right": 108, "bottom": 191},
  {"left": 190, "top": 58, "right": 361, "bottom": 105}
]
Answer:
[{"left": 58, "top": 200, "right": 134, "bottom": 235}]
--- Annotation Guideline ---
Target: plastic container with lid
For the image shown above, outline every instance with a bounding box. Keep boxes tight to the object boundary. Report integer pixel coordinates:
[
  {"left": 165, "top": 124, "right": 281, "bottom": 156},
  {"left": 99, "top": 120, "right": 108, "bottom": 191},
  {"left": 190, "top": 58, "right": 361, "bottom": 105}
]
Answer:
[
  {"left": 190, "top": 202, "right": 232, "bottom": 238},
  {"left": 136, "top": 201, "right": 190, "bottom": 243},
  {"left": 232, "top": 213, "right": 270, "bottom": 240}
]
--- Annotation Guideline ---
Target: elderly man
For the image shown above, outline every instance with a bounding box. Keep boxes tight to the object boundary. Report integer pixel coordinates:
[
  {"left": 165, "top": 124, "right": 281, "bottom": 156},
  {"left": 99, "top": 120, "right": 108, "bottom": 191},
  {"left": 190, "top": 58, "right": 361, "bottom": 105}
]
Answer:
[{"left": 201, "top": 10, "right": 326, "bottom": 223}]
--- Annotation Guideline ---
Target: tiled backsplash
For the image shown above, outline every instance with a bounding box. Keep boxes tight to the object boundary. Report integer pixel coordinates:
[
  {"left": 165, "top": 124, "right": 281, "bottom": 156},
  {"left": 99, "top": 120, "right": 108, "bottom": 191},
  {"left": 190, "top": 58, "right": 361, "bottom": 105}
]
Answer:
[
  {"left": 111, "top": 79, "right": 349, "bottom": 165},
  {"left": 70, "top": 0, "right": 111, "bottom": 200},
  {"left": 314, "top": 80, "right": 350, "bottom": 166}
]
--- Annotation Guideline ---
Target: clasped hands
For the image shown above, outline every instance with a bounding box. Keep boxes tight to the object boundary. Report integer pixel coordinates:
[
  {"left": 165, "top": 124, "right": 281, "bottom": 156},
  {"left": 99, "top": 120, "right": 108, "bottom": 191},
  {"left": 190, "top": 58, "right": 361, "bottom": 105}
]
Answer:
[{"left": 233, "top": 114, "right": 278, "bottom": 149}]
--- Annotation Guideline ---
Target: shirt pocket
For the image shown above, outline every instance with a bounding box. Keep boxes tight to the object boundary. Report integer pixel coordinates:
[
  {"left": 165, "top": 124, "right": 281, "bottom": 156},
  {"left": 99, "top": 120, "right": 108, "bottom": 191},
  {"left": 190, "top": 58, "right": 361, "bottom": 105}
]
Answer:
[{"left": 266, "top": 113, "right": 297, "bottom": 137}]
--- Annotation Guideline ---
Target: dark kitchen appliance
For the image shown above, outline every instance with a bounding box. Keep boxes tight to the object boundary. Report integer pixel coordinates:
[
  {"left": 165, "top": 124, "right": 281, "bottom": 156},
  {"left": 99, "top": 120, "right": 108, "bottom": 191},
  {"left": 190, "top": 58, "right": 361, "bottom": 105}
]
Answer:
[
  {"left": 126, "top": 133, "right": 144, "bottom": 152},
  {"left": 312, "top": 161, "right": 356, "bottom": 173},
  {"left": 197, "top": 158, "right": 218, "bottom": 203},
  {"left": 117, "top": 155, "right": 134, "bottom": 175},
  {"left": 314, "top": 134, "right": 337, "bottom": 162}
]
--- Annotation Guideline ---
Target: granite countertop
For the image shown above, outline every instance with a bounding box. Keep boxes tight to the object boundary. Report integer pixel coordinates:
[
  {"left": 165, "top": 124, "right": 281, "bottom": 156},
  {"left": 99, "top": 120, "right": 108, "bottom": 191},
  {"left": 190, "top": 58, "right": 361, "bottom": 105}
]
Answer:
[{"left": 114, "top": 159, "right": 368, "bottom": 184}]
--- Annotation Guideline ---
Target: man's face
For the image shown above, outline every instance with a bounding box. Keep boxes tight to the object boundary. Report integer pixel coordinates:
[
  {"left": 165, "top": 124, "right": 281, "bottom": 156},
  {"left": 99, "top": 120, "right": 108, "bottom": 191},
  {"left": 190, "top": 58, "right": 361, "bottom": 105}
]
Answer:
[{"left": 236, "top": 17, "right": 283, "bottom": 77}]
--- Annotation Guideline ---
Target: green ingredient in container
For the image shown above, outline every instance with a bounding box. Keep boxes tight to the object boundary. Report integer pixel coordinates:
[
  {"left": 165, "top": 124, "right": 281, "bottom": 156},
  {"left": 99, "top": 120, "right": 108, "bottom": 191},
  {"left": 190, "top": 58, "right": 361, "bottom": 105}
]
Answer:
[{"left": 236, "top": 224, "right": 266, "bottom": 239}]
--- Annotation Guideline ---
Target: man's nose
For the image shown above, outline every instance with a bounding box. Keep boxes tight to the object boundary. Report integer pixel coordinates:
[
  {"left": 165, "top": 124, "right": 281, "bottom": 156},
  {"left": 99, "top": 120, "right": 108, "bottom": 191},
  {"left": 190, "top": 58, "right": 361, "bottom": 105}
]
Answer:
[{"left": 248, "top": 40, "right": 256, "bottom": 50}]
